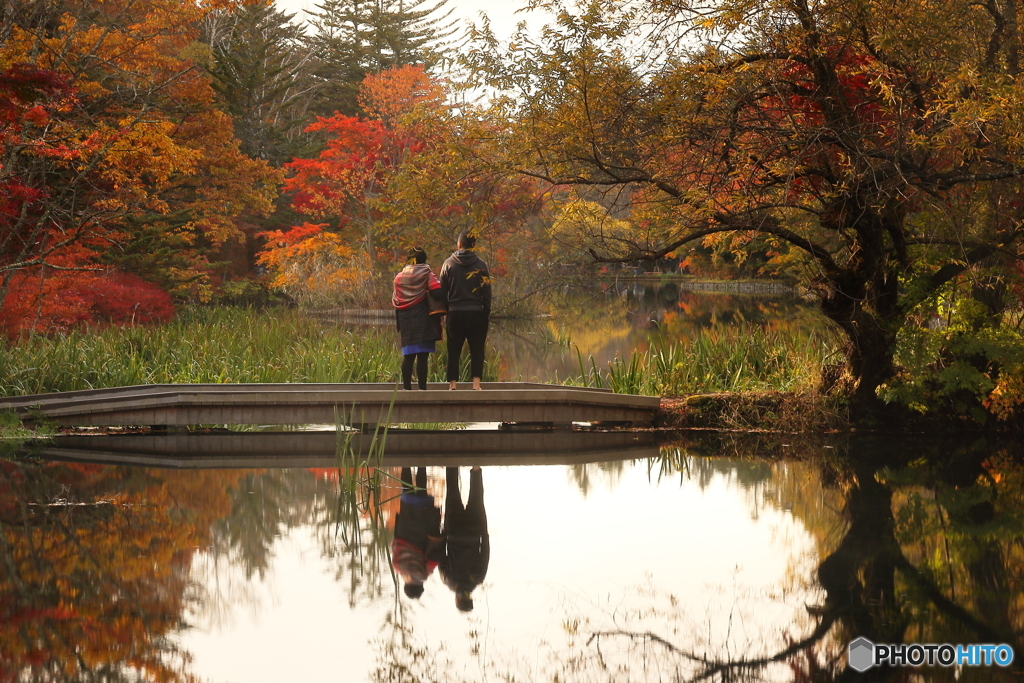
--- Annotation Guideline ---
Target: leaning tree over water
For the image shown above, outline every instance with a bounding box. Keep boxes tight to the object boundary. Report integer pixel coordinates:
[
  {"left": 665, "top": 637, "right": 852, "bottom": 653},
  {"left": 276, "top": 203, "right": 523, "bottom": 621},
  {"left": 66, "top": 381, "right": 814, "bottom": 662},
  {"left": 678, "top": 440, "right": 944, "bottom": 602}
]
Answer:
[{"left": 471, "top": 0, "right": 1024, "bottom": 418}]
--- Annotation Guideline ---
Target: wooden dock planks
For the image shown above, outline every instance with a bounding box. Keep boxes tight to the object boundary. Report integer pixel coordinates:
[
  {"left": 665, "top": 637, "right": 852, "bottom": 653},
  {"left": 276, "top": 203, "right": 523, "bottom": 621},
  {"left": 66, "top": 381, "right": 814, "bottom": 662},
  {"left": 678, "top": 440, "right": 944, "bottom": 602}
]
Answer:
[{"left": 1, "top": 382, "right": 660, "bottom": 428}]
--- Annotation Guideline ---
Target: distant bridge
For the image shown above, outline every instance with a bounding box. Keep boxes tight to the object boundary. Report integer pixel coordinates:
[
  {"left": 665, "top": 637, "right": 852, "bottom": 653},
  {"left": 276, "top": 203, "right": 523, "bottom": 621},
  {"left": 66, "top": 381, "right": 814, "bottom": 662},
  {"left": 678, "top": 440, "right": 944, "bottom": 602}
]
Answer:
[{"left": 1, "top": 382, "right": 659, "bottom": 429}]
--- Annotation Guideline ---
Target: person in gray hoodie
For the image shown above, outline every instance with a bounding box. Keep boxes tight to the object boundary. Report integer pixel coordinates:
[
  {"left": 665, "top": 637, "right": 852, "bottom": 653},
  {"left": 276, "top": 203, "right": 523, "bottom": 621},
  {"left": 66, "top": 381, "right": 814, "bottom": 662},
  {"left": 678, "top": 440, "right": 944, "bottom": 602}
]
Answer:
[{"left": 439, "top": 231, "right": 491, "bottom": 390}]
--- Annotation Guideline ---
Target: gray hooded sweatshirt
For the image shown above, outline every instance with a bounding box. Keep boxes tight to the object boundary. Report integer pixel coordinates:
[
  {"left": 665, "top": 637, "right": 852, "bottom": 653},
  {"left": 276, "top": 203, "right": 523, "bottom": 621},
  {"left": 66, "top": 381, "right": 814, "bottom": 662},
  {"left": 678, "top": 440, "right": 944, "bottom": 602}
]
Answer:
[{"left": 439, "top": 249, "right": 491, "bottom": 314}]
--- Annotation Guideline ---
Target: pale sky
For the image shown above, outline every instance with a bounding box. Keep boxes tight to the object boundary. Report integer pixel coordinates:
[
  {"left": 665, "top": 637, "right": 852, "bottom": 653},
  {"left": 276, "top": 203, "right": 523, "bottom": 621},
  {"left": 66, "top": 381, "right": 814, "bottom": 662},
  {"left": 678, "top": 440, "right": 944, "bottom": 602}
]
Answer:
[{"left": 275, "top": 0, "right": 541, "bottom": 42}]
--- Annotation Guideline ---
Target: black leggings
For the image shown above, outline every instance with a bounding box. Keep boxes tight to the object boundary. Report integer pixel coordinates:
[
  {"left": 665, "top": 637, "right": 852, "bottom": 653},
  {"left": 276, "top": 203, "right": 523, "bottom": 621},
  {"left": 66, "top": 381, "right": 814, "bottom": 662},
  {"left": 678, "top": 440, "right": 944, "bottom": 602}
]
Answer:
[
  {"left": 446, "top": 310, "right": 488, "bottom": 381},
  {"left": 401, "top": 352, "right": 429, "bottom": 390}
]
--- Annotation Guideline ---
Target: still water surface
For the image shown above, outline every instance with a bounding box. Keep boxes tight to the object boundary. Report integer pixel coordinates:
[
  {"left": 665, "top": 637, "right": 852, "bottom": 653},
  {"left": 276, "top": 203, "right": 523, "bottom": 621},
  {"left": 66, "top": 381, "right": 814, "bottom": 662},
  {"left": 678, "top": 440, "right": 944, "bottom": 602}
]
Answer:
[
  {"left": 5, "top": 434, "right": 1022, "bottom": 682},
  {"left": 180, "top": 462, "right": 818, "bottom": 682}
]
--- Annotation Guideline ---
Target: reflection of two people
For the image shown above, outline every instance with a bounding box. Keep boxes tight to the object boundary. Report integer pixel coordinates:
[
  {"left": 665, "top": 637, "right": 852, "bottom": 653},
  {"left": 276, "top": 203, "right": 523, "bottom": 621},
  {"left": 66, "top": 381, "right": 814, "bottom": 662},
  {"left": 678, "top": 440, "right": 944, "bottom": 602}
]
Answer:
[{"left": 391, "top": 466, "right": 489, "bottom": 611}]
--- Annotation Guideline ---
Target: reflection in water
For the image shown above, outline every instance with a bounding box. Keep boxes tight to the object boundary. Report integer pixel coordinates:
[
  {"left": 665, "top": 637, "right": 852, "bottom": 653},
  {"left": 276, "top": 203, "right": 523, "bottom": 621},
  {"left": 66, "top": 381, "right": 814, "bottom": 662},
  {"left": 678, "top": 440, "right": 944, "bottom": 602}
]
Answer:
[
  {"left": 0, "top": 462, "right": 244, "bottom": 682},
  {"left": 392, "top": 467, "right": 443, "bottom": 600},
  {"left": 375, "top": 440, "right": 1024, "bottom": 682},
  {"left": 1, "top": 437, "right": 1022, "bottom": 682},
  {"left": 440, "top": 467, "right": 489, "bottom": 612},
  {"left": 563, "top": 438, "right": 1024, "bottom": 683}
]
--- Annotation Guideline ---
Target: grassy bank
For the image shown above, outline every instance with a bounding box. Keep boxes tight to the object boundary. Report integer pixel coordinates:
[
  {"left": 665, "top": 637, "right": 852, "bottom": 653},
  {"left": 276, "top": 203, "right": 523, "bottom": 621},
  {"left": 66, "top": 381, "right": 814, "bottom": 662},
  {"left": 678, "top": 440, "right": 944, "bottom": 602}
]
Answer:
[
  {"left": 567, "top": 326, "right": 840, "bottom": 396},
  {"left": 0, "top": 307, "right": 495, "bottom": 397},
  {"left": 562, "top": 326, "right": 847, "bottom": 432}
]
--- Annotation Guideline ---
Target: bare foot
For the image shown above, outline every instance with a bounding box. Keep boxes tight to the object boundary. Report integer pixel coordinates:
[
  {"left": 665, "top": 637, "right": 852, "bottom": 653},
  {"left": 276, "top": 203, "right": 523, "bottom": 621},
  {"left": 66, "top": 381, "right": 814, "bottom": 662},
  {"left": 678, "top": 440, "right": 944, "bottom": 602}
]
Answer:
[
  {"left": 449, "top": 381, "right": 457, "bottom": 390},
  {"left": 472, "top": 379, "right": 482, "bottom": 390}
]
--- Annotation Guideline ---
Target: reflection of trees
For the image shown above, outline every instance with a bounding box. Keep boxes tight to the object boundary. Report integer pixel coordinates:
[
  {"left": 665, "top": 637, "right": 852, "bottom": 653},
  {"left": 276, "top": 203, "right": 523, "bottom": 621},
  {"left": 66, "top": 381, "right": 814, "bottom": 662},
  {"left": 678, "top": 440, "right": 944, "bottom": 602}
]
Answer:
[
  {"left": 642, "top": 439, "right": 1024, "bottom": 682},
  {"left": 0, "top": 458, "right": 405, "bottom": 680},
  {"left": 884, "top": 442, "right": 1024, "bottom": 650},
  {"left": 194, "top": 468, "right": 334, "bottom": 628},
  {"left": 0, "top": 449, "right": 429, "bottom": 681},
  {"left": 369, "top": 440, "right": 1023, "bottom": 682},
  {"left": 0, "top": 458, "right": 243, "bottom": 682},
  {"left": 209, "top": 470, "right": 319, "bottom": 580},
  {"left": 6, "top": 437, "right": 1021, "bottom": 682},
  {"left": 489, "top": 283, "right": 835, "bottom": 382},
  {"left": 370, "top": 602, "right": 476, "bottom": 683},
  {"left": 313, "top": 466, "right": 401, "bottom": 608},
  {"left": 200, "top": 466, "right": 403, "bottom": 611},
  {"left": 567, "top": 460, "right": 627, "bottom": 496},
  {"left": 545, "top": 282, "right": 824, "bottom": 333}
]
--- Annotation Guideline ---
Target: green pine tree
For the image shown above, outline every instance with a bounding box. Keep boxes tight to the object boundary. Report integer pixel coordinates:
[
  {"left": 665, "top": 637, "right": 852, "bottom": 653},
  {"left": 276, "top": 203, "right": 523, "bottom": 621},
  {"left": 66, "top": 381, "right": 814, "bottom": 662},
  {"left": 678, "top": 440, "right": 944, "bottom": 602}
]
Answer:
[
  {"left": 204, "top": 3, "right": 317, "bottom": 165},
  {"left": 305, "top": 0, "right": 458, "bottom": 117}
]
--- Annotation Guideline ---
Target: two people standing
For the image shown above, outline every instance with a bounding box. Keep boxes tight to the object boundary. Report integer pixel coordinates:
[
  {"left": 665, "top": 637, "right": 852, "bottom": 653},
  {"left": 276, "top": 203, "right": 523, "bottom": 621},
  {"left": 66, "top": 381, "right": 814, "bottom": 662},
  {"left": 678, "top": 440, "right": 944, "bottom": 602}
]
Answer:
[
  {"left": 388, "top": 236, "right": 492, "bottom": 609},
  {"left": 392, "top": 232, "right": 491, "bottom": 390}
]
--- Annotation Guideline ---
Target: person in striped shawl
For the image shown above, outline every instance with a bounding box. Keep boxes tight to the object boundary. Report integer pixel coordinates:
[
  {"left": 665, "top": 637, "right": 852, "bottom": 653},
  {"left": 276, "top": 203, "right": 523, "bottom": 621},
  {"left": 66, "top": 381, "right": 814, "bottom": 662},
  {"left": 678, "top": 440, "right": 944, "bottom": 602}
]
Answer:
[{"left": 392, "top": 247, "right": 445, "bottom": 390}]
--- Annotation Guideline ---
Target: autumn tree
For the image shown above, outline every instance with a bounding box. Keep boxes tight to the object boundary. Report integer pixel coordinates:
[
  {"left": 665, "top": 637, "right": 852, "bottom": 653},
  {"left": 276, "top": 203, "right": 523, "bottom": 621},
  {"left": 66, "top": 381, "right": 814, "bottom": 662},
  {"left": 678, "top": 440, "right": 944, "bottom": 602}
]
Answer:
[
  {"left": 256, "top": 66, "right": 435, "bottom": 304},
  {"left": 261, "top": 65, "right": 539, "bottom": 305},
  {"left": 471, "top": 0, "right": 1024, "bottom": 416},
  {"left": 274, "top": 64, "right": 443, "bottom": 262},
  {"left": 0, "top": 0, "right": 281, "bottom": 336},
  {"left": 369, "top": 69, "right": 542, "bottom": 255}
]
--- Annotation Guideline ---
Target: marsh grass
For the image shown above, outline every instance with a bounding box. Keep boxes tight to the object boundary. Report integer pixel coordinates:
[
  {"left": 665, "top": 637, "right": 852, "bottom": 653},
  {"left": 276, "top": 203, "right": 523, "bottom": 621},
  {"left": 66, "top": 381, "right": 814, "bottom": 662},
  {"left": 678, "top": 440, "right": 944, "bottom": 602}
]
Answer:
[
  {"left": 565, "top": 326, "right": 841, "bottom": 396},
  {"left": 0, "top": 307, "right": 500, "bottom": 397},
  {"left": 4, "top": 306, "right": 828, "bottom": 404},
  {"left": 0, "top": 409, "right": 50, "bottom": 444}
]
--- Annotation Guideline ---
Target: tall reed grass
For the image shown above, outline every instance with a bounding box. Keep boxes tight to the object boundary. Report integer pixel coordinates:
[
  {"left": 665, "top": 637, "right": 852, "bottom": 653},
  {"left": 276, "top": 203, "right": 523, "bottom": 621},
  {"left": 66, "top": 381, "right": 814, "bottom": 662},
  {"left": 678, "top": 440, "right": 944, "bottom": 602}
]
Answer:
[
  {"left": 565, "top": 326, "right": 840, "bottom": 396},
  {"left": 2, "top": 307, "right": 834, "bottom": 399},
  {"left": 0, "top": 307, "right": 492, "bottom": 396}
]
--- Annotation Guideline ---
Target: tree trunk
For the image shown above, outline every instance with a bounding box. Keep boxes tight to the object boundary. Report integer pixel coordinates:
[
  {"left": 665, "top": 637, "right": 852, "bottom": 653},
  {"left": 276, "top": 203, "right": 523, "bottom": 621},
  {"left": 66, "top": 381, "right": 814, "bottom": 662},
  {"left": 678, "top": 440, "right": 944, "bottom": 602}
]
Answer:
[{"left": 817, "top": 280, "right": 901, "bottom": 419}]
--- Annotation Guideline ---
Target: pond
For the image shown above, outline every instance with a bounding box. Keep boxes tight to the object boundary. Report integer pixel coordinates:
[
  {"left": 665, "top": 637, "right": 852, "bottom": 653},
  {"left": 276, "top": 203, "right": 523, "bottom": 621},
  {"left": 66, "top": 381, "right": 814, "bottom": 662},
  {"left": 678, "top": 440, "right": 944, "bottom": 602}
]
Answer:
[{"left": 4, "top": 432, "right": 1022, "bottom": 682}]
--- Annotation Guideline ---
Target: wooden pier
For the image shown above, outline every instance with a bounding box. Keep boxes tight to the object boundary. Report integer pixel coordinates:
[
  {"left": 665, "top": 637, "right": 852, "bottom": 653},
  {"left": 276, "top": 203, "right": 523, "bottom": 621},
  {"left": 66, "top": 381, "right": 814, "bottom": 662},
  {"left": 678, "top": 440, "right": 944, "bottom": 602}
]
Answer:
[{"left": 1, "top": 382, "right": 659, "bottom": 429}]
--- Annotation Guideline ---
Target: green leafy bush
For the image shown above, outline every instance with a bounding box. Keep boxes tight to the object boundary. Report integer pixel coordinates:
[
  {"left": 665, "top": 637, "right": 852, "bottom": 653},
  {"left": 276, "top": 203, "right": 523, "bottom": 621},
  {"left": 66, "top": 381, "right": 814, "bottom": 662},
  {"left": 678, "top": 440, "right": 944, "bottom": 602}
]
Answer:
[{"left": 880, "top": 296, "right": 1024, "bottom": 424}]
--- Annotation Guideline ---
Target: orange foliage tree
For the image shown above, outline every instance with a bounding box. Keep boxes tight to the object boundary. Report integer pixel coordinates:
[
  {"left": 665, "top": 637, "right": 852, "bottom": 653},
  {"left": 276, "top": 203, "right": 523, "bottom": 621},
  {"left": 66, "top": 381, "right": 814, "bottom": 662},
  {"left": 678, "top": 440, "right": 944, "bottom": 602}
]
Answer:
[
  {"left": 261, "top": 64, "right": 540, "bottom": 303},
  {"left": 257, "top": 222, "right": 370, "bottom": 306},
  {"left": 278, "top": 65, "right": 440, "bottom": 260},
  {"left": 0, "top": 0, "right": 282, "bottom": 337}
]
